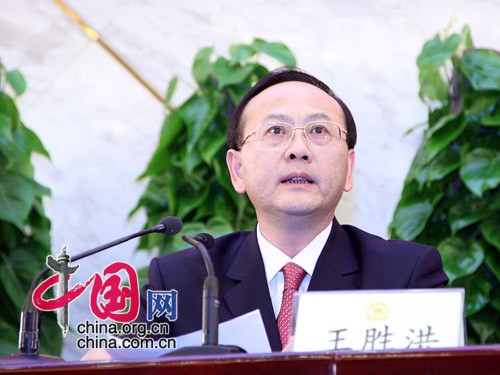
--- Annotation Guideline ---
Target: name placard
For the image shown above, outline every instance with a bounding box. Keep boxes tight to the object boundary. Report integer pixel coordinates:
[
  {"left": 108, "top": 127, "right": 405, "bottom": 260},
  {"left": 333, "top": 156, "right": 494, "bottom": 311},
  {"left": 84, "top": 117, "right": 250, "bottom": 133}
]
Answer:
[{"left": 291, "top": 288, "right": 465, "bottom": 352}]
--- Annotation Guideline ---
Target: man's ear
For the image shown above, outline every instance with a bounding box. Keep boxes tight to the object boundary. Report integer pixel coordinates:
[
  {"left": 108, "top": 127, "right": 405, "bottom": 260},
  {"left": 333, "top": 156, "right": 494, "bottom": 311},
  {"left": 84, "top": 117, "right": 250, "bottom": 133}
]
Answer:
[
  {"left": 344, "top": 149, "right": 355, "bottom": 192},
  {"left": 226, "top": 149, "right": 246, "bottom": 194}
]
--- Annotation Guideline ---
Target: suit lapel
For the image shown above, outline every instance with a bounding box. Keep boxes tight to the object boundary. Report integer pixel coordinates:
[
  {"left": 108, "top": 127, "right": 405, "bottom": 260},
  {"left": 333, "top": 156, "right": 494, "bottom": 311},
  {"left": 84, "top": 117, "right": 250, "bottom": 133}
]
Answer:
[
  {"left": 223, "top": 229, "right": 282, "bottom": 351},
  {"left": 308, "top": 219, "right": 361, "bottom": 291}
]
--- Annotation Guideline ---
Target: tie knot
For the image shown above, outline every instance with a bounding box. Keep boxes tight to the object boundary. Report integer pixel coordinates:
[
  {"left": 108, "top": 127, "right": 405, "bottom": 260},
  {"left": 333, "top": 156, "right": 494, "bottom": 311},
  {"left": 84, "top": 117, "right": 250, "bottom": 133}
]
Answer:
[{"left": 282, "top": 262, "right": 306, "bottom": 291}]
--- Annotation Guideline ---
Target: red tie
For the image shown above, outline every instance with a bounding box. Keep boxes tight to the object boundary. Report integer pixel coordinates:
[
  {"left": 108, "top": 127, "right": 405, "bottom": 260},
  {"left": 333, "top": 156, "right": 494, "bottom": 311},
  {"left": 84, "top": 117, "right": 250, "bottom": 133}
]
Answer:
[{"left": 277, "top": 262, "right": 307, "bottom": 348}]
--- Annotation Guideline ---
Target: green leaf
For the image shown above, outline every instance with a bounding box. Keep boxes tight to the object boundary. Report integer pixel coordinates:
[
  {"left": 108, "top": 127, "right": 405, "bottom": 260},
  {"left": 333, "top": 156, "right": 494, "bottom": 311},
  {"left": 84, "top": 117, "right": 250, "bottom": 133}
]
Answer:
[
  {"left": 7, "top": 248, "right": 42, "bottom": 286},
  {"left": 212, "top": 156, "right": 244, "bottom": 207},
  {"left": 466, "top": 92, "right": 499, "bottom": 118},
  {"left": 468, "top": 306, "right": 498, "bottom": 343},
  {"left": 417, "top": 33, "right": 462, "bottom": 69},
  {"left": 199, "top": 131, "right": 227, "bottom": 164},
  {"left": 23, "top": 174, "right": 50, "bottom": 198},
  {"left": 0, "top": 172, "right": 35, "bottom": 229},
  {"left": 389, "top": 181, "right": 443, "bottom": 240},
  {"left": 39, "top": 310, "right": 63, "bottom": 356},
  {"left": 460, "top": 49, "right": 500, "bottom": 91},
  {"left": 390, "top": 201, "right": 433, "bottom": 241},
  {"left": 6, "top": 69, "right": 27, "bottom": 97},
  {"left": 481, "top": 216, "right": 500, "bottom": 249},
  {"left": 163, "top": 75, "right": 179, "bottom": 107},
  {"left": 184, "top": 151, "right": 203, "bottom": 176},
  {"left": 415, "top": 145, "right": 460, "bottom": 187},
  {"left": 27, "top": 204, "right": 52, "bottom": 251},
  {"left": 404, "top": 142, "right": 429, "bottom": 184},
  {"left": 137, "top": 265, "right": 149, "bottom": 289},
  {"left": 425, "top": 113, "right": 467, "bottom": 163},
  {"left": 0, "top": 123, "right": 42, "bottom": 168},
  {"left": 192, "top": 46, "right": 214, "bottom": 85},
  {"left": 439, "top": 237, "right": 485, "bottom": 282},
  {"left": 0, "top": 115, "right": 16, "bottom": 158},
  {"left": 136, "top": 177, "right": 171, "bottom": 213},
  {"left": 212, "top": 57, "right": 256, "bottom": 88},
  {"left": 481, "top": 102, "right": 500, "bottom": 127},
  {"left": 229, "top": 43, "right": 257, "bottom": 63},
  {"left": 418, "top": 69, "right": 449, "bottom": 102},
  {"left": 226, "top": 81, "right": 253, "bottom": 105},
  {"left": 461, "top": 24, "right": 474, "bottom": 49},
  {"left": 0, "top": 319, "right": 18, "bottom": 356},
  {"left": 490, "top": 288, "right": 500, "bottom": 312},
  {"left": 176, "top": 187, "right": 210, "bottom": 219},
  {"left": 0, "top": 251, "right": 31, "bottom": 309},
  {"left": 0, "top": 92, "right": 21, "bottom": 129},
  {"left": 453, "top": 270, "right": 492, "bottom": 315},
  {"left": 23, "top": 125, "right": 50, "bottom": 159},
  {"left": 178, "top": 93, "right": 217, "bottom": 157},
  {"left": 253, "top": 39, "right": 297, "bottom": 66},
  {"left": 205, "top": 216, "right": 235, "bottom": 236},
  {"left": 449, "top": 192, "right": 500, "bottom": 234},
  {"left": 417, "top": 33, "right": 461, "bottom": 102},
  {"left": 484, "top": 245, "right": 500, "bottom": 282},
  {"left": 140, "top": 112, "right": 184, "bottom": 178},
  {"left": 460, "top": 148, "right": 500, "bottom": 197}
]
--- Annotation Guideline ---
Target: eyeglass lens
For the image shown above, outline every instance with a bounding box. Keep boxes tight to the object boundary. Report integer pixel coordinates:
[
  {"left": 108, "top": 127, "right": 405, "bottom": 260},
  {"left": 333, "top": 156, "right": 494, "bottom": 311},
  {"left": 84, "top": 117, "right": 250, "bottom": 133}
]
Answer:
[{"left": 255, "top": 122, "right": 342, "bottom": 149}]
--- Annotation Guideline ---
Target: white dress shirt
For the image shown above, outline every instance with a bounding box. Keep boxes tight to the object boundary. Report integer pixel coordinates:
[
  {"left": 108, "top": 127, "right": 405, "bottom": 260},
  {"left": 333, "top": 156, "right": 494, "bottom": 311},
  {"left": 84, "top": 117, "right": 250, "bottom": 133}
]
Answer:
[{"left": 257, "top": 223, "right": 332, "bottom": 318}]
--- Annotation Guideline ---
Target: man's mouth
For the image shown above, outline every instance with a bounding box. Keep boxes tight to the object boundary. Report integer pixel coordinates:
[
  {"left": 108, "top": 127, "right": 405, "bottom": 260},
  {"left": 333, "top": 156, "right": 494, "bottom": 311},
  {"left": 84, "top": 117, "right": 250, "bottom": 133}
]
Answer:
[{"left": 282, "top": 177, "right": 313, "bottom": 184}]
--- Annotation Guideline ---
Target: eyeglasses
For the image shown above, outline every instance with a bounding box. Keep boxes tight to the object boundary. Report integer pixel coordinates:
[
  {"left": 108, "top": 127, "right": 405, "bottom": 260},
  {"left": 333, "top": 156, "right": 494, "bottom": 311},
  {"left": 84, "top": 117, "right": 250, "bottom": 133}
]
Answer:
[{"left": 239, "top": 121, "right": 348, "bottom": 150}]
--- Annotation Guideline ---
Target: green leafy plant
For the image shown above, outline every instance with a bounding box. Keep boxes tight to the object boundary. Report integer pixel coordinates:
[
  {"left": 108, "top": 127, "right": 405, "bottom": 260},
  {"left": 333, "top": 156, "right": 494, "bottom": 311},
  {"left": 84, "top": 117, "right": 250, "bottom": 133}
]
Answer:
[
  {"left": 389, "top": 26, "right": 500, "bottom": 344},
  {"left": 130, "top": 39, "right": 296, "bottom": 262},
  {"left": 0, "top": 62, "right": 61, "bottom": 355}
]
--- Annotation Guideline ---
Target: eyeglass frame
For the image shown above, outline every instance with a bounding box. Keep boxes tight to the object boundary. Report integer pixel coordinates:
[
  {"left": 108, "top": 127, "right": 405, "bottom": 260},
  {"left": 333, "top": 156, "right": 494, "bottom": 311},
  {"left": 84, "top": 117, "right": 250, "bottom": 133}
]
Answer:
[{"left": 238, "top": 121, "right": 348, "bottom": 150}]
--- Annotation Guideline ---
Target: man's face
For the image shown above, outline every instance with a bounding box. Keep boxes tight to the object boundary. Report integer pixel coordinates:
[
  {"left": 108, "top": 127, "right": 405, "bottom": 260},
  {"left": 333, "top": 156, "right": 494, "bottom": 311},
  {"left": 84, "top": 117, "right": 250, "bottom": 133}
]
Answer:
[{"left": 226, "top": 81, "right": 355, "bottom": 224}]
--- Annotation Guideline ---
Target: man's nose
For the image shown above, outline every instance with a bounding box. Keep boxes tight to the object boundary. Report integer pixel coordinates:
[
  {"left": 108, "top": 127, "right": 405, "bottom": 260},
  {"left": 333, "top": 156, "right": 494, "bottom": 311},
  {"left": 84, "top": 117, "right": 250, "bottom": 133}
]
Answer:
[{"left": 286, "top": 128, "right": 311, "bottom": 161}]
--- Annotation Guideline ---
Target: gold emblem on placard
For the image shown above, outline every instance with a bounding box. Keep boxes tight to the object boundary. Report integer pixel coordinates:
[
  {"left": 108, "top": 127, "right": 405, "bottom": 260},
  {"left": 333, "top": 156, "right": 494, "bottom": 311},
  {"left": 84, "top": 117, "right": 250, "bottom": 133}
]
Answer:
[{"left": 366, "top": 302, "right": 390, "bottom": 321}]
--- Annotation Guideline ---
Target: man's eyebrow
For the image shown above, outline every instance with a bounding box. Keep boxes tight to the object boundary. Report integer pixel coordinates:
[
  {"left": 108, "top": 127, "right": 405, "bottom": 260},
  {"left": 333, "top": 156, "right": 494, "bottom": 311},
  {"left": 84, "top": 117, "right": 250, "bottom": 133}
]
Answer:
[
  {"left": 262, "top": 114, "right": 294, "bottom": 123},
  {"left": 262, "top": 113, "right": 334, "bottom": 123},
  {"left": 305, "top": 113, "right": 334, "bottom": 122},
  {"left": 260, "top": 113, "right": 335, "bottom": 125}
]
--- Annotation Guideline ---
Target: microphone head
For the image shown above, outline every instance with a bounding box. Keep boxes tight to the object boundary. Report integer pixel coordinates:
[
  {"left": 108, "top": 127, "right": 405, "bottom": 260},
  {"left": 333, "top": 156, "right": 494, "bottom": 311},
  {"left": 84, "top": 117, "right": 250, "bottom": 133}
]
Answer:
[
  {"left": 195, "top": 233, "right": 215, "bottom": 249},
  {"left": 156, "top": 216, "right": 183, "bottom": 236}
]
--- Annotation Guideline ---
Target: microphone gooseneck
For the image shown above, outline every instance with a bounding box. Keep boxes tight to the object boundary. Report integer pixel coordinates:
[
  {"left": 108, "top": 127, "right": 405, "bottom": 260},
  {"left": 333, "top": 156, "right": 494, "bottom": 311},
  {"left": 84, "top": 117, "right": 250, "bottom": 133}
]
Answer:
[
  {"left": 17, "top": 217, "right": 182, "bottom": 359},
  {"left": 182, "top": 234, "right": 215, "bottom": 277},
  {"left": 167, "top": 233, "right": 245, "bottom": 355}
]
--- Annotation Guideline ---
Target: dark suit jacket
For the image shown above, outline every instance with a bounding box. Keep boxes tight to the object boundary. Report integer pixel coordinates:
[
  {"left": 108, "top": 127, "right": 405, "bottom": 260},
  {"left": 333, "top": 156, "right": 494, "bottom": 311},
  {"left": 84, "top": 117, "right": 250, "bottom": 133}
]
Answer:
[{"left": 138, "top": 219, "right": 448, "bottom": 351}]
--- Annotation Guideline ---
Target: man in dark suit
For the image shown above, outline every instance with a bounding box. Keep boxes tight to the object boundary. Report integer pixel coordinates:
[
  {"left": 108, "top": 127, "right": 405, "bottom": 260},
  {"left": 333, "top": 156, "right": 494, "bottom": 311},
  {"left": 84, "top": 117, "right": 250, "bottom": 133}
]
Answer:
[{"left": 137, "top": 67, "right": 448, "bottom": 352}]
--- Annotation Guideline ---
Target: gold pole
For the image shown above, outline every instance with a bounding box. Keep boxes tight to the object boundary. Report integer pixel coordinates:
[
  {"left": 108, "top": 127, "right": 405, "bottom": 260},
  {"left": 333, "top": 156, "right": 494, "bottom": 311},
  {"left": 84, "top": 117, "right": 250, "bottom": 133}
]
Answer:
[{"left": 54, "top": 0, "right": 171, "bottom": 107}]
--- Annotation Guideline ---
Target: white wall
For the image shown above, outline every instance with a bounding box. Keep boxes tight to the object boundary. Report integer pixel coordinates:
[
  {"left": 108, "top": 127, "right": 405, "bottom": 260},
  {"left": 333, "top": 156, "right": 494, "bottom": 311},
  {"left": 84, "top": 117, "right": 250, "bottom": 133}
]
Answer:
[{"left": 1, "top": 0, "right": 499, "bottom": 360}]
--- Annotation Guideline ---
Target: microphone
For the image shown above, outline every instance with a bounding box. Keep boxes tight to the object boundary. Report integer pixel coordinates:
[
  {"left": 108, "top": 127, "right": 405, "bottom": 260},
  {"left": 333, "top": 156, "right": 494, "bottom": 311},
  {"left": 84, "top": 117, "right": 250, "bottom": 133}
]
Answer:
[
  {"left": 166, "top": 232, "right": 245, "bottom": 356},
  {"left": 193, "top": 233, "right": 215, "bottom": 250},
  {"left": 10, "top": 217, "right": 182, "bottom": 363}
]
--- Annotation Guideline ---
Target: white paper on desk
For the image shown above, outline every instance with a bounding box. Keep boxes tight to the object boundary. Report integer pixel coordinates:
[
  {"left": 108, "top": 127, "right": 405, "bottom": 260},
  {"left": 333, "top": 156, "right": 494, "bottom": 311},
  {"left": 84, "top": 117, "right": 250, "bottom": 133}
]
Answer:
[{"left": 108, "top": 309, "right": 271, "bottom": 359}]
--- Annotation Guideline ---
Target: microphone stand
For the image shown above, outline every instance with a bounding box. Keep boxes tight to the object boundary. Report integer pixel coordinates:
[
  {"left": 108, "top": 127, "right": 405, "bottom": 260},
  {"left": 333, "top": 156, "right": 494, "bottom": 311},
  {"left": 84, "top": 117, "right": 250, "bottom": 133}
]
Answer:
[
  {"left": 166, "top": 235, "right": 245, "bottom": 355},
  {"left": 3, "top": 217, "right": 182, "bottom": 364}
]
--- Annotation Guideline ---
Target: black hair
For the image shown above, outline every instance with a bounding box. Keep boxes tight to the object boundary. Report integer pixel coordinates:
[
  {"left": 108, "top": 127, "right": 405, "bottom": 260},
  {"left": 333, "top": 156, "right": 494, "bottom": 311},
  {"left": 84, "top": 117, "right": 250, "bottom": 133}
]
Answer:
[{"left": 227, "top": 67, "right": 357, "bottom": 150}]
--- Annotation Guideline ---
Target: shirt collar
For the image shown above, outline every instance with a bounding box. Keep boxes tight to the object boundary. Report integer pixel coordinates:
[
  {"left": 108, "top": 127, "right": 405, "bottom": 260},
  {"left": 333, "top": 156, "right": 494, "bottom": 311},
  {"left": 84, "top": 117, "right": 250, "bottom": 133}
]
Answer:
[{"left": 257, "top": 222, "right": 332, "bottom": 283}]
